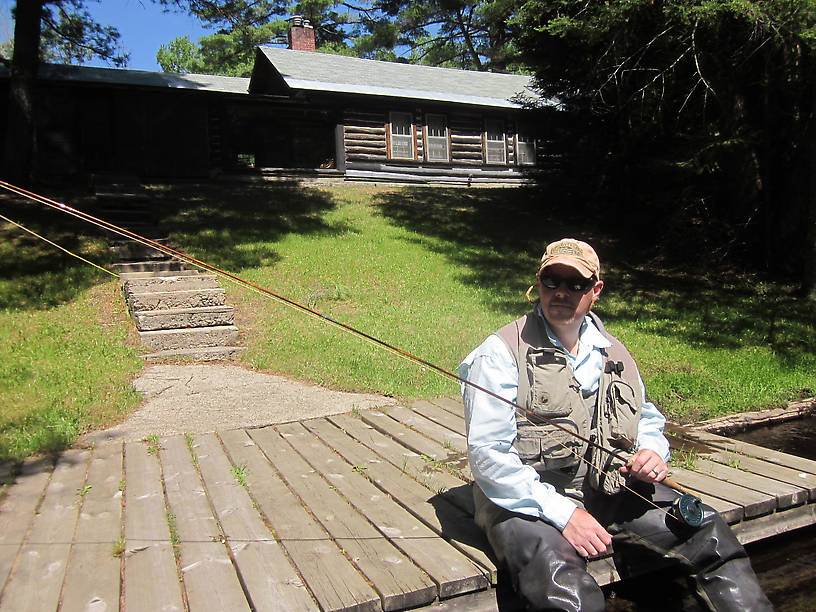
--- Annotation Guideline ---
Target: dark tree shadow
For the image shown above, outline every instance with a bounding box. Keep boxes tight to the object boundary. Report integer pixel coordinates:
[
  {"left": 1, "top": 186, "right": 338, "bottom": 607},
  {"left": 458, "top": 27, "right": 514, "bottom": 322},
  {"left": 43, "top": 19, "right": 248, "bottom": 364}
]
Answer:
[
  {"left": 153, "top": 181, "right": 348, "bottom": 273},
  {"left": 0, "top": 180, "right": 345, "bottom": 310},
  {"left": 0, "top": 188, "right": 115, "bottom": 310},
  {"left": 371, "top": 184, "right": 607, "bottom": 316}
]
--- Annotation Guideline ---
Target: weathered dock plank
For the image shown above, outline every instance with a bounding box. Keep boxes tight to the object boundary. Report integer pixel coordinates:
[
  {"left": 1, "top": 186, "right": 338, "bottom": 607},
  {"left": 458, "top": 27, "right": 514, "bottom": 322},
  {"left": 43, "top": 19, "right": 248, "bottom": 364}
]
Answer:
[
  {"left": 0, "top": 457, "right": 52, "bottom": 597},
  {"left": 705, "top": 449, "right": 816, "bottom": 501},
  {"left": 219, "top": 428, "right": 380, "bottom": 612},
  {"left": 428, "top": 397, "right": 465, "bottom": 418},
  {"left": 251, "top": 425, "right": 437, "bottom": 611},
  {"left": 193, "top": 432, "right": 318, "bottom": 612},
  {"left": 60, "top": 442, "right": 124, "bottom": 612},
  {"left": 670, "top": 466, "right": 775, "bottom": 519},
  {"left": 676, "top": 427, "right": 816, "bottom": 475},
  {"left": 332, "top": 414, "right": 475, "bottom": 516},
  {"left": 733, "top": 503, "right": 816, "bottom": 544},
  {"left": 378, "top": 405, "right": 468, "bottom": 454},
  {"left": 0, "top": 450, "right": 88, "bottom": 612},
  {"left": 693, "top": 457, "right": 808, "bottom": 509},
  {"left": 279, "top": 421, "right": 489, "bottom": 600},
  {"left": 411, "top": 400, "right": 468, "bottom": 437},
  {"left": 303, "top": 417, "right": 498, "bottom": 585},
  {"left": 160, "top": 435, "right": 251, "bottom": 611},
  {"left": 123, "top": 441, "right": 185, "bottom": 612}
]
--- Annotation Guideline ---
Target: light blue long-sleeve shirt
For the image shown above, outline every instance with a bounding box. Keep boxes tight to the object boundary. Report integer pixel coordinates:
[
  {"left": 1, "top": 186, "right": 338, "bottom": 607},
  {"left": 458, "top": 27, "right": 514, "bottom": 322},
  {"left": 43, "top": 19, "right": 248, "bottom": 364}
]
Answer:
[{"left": 459, "top": 310, "right": 670, "bottom": 531}]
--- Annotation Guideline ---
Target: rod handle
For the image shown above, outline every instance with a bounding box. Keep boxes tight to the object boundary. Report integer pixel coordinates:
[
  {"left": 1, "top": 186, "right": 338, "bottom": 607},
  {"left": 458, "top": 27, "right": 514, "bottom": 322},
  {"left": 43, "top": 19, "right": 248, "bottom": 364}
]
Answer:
[{"left": 661, "top": 476, "right": 700, "bottom": 499}]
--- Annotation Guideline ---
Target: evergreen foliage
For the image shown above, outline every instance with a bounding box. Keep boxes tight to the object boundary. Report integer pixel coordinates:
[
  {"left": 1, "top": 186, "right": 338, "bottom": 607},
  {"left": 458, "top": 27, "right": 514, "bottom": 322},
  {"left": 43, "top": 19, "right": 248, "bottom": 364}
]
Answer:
[{"left": 513, "top": 0, "right": 816, "bottom": 293}]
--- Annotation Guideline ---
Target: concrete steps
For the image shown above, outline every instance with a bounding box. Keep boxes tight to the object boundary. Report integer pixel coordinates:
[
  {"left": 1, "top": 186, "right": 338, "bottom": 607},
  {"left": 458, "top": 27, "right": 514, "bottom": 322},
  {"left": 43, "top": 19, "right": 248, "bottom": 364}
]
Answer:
[
  {"left": 94, "top": 178, "right": 244, "bottom": 361},
  {"left": 132, "top": 305, "right": 234, "bottom": 331},
  {"left": 124, "top": 273, "right": 244, "bottom": 361}
]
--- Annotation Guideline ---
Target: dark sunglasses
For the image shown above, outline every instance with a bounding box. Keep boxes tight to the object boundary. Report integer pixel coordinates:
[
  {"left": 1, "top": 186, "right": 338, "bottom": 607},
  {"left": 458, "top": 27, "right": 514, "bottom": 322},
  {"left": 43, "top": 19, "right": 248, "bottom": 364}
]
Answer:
[{"left": 538, "top": 274, "right": 596, "bottom": 293}]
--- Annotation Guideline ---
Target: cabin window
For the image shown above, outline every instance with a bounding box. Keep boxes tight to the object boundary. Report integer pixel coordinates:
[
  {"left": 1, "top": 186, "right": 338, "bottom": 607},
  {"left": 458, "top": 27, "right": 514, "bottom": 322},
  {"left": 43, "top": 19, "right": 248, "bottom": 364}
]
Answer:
[
  {"left": 485, "top": 119, "right": 507, "bottom": 164},
  {"left": 425, "top": 114, "right": 449, "bottom": 162},
  {"left": 516, "top": 129, "right": 536, "bottom": 166},
  {"left": 389, "top": 112, "right": 415, "bottom": 159}
]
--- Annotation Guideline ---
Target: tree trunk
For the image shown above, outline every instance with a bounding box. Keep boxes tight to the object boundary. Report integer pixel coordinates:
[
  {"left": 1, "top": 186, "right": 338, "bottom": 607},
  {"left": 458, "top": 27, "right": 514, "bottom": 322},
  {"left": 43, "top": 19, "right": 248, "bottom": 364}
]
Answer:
[
  {"left": 4, "top": 0, "right": 43, "bottom": 184},
  {"left": 805, "top": 83, "right": 816, "bottom": 300}
]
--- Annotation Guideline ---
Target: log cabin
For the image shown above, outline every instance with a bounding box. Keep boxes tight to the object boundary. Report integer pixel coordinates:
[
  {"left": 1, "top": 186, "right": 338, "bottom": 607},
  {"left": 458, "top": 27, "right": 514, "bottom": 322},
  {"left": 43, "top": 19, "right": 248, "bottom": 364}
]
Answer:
[{"left": 0, "top": 20, "right": 557, "bottom": 184}]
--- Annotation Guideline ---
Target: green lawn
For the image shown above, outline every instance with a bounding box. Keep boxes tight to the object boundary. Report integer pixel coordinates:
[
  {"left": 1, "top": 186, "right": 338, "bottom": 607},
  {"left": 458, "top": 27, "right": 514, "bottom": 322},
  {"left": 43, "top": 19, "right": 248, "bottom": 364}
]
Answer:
[
  {"left": 0, "top": 181, "right": 813, "bottom": 463},
  {"left": 0, "top": 191, "right": 143, "bottom": 463}
]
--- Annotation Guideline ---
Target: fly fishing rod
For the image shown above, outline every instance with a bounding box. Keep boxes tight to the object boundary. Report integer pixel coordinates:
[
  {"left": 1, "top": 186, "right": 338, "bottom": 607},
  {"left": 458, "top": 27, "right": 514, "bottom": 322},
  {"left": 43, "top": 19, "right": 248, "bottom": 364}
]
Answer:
[{"left": 0, "top": 180, "right": 704, "bottom": 527}]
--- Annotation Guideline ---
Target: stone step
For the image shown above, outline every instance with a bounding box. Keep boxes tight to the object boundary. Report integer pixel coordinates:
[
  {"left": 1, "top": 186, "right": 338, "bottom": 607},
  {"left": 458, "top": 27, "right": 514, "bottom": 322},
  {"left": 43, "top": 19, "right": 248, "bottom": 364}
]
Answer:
[
  {"left": 115, "top": 244, "right": 171, "bottom": 261},
  {"left": 116, "top": 260, "right": 185, "bottom": 274},
  {"left": 138, "top": 325, "right": 239, "bottom": 351},
  {"left": 140, "top": 346, "right": 245, "bottom": 361},
  {"left": 128, "top": 288, "right": 226, "bottom": 311},
  {"left": 132, "top": 305, "right": 234, "bottom": 331},
  {"left": 124, "top": 274, "right": 221, "bottom": 293},
  {"left": 119, "top": 269, "right": 199, "bottom": 281},
  {"left": 109, "top": 227, "right": 167, "bottom": 242}
]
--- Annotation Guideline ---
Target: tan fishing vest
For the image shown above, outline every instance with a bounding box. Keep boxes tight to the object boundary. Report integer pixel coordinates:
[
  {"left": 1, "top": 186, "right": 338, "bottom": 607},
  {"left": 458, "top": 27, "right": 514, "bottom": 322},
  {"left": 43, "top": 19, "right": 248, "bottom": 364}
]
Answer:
[{"left": 495, "top": 311, "right": 643, "bottom": 495}]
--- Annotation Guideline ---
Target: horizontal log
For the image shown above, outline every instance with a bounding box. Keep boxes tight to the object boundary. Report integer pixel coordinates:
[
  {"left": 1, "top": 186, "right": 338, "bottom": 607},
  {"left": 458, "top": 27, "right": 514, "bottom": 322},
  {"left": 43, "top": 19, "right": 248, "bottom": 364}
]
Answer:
[
  {"left": 449, "top": 158, "right": 484, "bottom": 166},
  {"left": 344, "top": 133, "right": 386, "bottom": 142},
  {"left": 346, "top": 152, "right": 389, "bottom": 161},
  {"left": 450, "top": 134, "right": 483, "bottom": 144},
  {"left": 450, "top": 131, "right": 482, "bottom": 140},
  {"left": 344, "top": 124, "right": 386, "bottom": 134},
  {"left": 344, "top": 119, "right": 386, "bottom": 129},
  {"left": 451, "top": 152, "right": 485, "bottom": 161},
  {"left": 451, "top": 143, "right": 483, "bottom": 153},
  {"left": 346, "top": 145, "right": 387, "bottom": 154}
]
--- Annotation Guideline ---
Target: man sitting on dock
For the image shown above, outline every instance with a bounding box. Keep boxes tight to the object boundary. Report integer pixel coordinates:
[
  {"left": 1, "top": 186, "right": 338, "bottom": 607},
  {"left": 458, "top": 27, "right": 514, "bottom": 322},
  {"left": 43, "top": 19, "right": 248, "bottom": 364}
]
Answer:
[{"left": 459, "top": 238, "right": 772, "bottom": 611}]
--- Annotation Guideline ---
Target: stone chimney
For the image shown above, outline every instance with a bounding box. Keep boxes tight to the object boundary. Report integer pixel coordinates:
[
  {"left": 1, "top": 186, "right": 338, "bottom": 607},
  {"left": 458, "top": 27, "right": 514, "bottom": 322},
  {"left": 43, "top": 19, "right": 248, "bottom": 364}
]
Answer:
[{"left": 289, "top": 16, "right": 316, "bottom": 52}]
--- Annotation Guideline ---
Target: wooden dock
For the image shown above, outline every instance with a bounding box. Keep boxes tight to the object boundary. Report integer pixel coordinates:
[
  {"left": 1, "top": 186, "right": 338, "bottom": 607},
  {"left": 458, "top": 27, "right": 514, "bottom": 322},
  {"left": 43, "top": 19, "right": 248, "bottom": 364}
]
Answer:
[{"left": 1, "top": 397, "right": 815, "bottom": 611}]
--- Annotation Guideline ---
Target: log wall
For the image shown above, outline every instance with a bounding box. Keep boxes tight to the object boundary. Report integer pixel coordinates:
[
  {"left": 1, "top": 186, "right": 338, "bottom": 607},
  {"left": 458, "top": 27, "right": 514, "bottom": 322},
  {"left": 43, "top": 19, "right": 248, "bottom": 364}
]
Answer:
[{"left": 342, "top": 108, "right": 541, "bottom": 173}]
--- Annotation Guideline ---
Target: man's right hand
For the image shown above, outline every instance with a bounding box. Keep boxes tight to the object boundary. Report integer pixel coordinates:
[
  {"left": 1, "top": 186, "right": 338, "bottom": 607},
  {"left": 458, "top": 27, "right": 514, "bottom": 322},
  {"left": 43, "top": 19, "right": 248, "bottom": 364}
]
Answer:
[{"left": 561, "top": 508, "right": 612, "bottom": 558}]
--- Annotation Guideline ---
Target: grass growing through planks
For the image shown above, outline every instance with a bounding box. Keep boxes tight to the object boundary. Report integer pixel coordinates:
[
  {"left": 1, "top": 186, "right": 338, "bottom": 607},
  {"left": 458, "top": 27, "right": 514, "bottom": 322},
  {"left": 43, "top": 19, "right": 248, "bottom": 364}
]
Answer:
[{"left": 230, "top": 463, "right": 248, "bottom": 488}]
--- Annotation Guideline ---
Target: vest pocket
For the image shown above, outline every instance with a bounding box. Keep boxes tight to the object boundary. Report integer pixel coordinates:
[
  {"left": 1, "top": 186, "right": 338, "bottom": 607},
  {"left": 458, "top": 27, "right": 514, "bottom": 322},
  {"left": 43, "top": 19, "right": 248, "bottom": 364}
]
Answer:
[
  {"left": 516, "top": 419, "right": 584, "bottom": 468},
  {"left": 604, "top": 380, "right": 639, "bottom": 450},
  {"left": 527, "top": 348, "right": 577, "bottom": 419}
]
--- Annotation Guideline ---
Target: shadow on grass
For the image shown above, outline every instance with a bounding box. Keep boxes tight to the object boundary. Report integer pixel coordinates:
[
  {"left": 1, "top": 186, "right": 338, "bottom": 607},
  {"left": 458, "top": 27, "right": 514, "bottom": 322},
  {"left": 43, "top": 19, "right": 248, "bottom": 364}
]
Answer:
[
  {"left": 371, "top": 184, "right": 606, "bottom": 315},
  {"left": 0, "top": 190, "right": 114, "bottom": 311},
  {"left": 153, "top": 181, "right": 347, "bottom": 273},
  {"left": 0, "top": 181, "right": 346, "bottom": 310},
  {"left": 372, "top": 185, "right": 816, "bottom": 364}
]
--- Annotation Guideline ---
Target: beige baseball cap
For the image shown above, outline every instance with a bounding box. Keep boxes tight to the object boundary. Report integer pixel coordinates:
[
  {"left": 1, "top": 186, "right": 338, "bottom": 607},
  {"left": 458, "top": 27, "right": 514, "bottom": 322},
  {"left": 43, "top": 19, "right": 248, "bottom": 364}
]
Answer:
[{"left": 538, "top": 238, "right": 600, "bottom": 279}]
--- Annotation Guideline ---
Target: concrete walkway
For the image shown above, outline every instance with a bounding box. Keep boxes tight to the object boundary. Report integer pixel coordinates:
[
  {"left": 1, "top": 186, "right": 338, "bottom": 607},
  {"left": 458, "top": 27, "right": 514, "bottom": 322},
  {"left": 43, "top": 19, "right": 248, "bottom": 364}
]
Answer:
[{"left": 83, "top": 363, "right": 399, "bottom": 444}]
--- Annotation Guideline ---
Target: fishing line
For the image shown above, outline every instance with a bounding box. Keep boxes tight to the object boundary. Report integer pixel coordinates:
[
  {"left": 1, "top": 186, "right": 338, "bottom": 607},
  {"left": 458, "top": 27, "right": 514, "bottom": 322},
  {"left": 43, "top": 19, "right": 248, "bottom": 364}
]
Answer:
[
  {"left": 0, "top": 212, "right": 119, "bottom": 279},
  {"left": 1, "top": 180, "right": 694, "bottom": 524}
]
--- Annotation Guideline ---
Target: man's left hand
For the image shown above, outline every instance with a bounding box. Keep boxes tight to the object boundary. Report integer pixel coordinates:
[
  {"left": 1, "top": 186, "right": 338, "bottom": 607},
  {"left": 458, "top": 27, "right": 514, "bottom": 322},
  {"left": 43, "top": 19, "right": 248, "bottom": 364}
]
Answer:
[{"left": 619, "top": 449, "right": 667, "bottom": 483}]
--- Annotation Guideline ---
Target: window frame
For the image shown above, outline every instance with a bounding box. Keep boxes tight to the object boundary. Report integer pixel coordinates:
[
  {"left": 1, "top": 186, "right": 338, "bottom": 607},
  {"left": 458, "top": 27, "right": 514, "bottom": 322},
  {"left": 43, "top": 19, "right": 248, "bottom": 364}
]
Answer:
[
  {"left": 424, "top": 113, "right": 450, "bottom": 163},
  {"left": 515, "top": 127, "right": 536, "bottom": 166},
  {"left": 388, "top": 111, "right": 416, "bottom": 160},
  {"left": 484, "top": 119, "right": 507, "bottom": 165}
]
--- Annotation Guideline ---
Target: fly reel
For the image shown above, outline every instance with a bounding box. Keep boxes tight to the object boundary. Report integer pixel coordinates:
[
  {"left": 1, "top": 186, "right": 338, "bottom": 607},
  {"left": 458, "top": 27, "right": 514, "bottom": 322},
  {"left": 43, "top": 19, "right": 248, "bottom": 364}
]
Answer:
[{"left": 669, "top": 492, "right": 704, "bottom": 528}]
